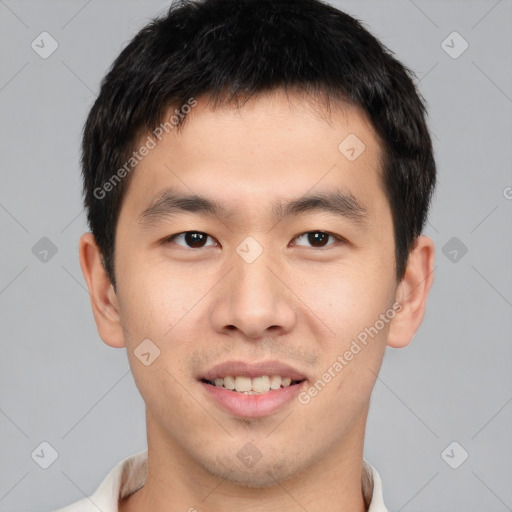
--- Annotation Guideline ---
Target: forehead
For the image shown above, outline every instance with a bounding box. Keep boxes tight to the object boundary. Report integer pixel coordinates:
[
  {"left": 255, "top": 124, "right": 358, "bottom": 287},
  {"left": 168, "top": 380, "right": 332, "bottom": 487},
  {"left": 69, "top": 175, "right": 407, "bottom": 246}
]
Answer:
[{"left": 119, "top": 90, "right": 387, "bottom": 225}]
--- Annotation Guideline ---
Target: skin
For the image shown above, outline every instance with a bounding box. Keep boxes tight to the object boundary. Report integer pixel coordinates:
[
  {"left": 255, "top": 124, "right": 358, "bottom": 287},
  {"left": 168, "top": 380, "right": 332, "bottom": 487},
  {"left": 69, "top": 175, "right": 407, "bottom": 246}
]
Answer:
[{"left": 79, "top": 89, "right": 435, "bottom": 512}]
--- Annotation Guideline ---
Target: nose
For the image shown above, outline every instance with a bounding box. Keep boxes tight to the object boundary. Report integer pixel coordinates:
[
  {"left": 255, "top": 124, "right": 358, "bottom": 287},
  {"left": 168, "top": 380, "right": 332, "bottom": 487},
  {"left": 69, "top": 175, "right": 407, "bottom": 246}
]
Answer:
[{"left": 209, "top": 249, "right": 297, "bottom": 340}]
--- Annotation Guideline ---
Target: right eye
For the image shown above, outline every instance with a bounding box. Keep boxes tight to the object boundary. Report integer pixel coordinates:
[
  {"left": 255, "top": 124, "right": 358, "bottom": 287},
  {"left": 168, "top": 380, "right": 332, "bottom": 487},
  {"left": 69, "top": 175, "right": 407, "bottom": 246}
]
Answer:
[{"left": 164, "top": 231, "right": 218, "bottom": 249}]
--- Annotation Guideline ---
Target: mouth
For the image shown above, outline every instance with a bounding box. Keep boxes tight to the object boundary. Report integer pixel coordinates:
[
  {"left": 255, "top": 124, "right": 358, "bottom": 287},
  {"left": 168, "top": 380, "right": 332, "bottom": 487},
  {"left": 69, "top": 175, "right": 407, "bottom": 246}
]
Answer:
[
  {"left": 198, "top": 360, "right": 308, "bottom": 418},
  {"left": 200, "top": 375, "right": 305, "bottom": 394}
]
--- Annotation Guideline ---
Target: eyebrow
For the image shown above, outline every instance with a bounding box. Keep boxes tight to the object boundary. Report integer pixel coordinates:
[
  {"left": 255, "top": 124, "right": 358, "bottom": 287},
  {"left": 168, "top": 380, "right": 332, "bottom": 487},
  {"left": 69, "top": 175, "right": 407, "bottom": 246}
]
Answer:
[{"left": 137, "top": 186, "right": 368, "bottom": 227}]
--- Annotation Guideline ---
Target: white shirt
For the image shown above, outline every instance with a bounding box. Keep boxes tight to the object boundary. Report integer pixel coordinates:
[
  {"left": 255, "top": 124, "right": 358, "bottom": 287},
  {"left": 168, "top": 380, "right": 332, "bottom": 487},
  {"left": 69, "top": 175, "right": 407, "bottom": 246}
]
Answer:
[{"left": 52, "top": 449, "right": 389, "bottom": 511}]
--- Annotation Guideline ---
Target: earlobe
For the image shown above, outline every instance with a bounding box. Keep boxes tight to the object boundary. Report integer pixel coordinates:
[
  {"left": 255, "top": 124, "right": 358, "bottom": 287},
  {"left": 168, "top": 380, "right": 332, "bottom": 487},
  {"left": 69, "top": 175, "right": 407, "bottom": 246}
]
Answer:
[
  {"left": 386, "top": 235, "right": 435, "bottom": 349},
  {"left": 78, "top": 232, "right": 126, "bottom": 348}
]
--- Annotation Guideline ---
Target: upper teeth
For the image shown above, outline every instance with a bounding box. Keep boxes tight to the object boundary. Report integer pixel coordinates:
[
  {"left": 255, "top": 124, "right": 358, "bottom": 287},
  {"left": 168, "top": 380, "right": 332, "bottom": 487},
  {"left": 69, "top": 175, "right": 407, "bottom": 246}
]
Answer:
[{"left": 212, "top": 375, "right": 294, "bottom": 393}]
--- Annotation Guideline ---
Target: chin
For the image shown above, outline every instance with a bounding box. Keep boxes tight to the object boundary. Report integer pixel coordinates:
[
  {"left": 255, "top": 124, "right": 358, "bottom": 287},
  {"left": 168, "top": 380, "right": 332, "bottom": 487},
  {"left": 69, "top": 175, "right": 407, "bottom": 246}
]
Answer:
[
  {"left": 214, "top": 464, "right": 295, "bottom": 489},
  {"left": 227, "top": 473, "right": 285, "bottom": 489},
  {"left": 199, "top": 449, "right": 302, "bottom": 489}
]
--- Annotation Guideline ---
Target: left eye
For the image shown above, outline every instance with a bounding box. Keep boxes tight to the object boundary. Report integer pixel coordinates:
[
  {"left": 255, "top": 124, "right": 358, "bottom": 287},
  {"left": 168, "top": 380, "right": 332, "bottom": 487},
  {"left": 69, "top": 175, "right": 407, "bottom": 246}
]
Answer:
[
  {"left": 165, "top": 231, "right": 217, "bottom": 248},
  {"left": 293, "top": 231, "right": 341, "bottom": 248}
]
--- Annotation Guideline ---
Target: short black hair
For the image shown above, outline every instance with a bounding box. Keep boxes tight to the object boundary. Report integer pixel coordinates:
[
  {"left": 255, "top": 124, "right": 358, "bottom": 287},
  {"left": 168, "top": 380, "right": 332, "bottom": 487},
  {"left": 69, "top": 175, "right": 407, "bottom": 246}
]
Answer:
[{"left": 82, "top": 0, "right": 436, "bottom": 289}]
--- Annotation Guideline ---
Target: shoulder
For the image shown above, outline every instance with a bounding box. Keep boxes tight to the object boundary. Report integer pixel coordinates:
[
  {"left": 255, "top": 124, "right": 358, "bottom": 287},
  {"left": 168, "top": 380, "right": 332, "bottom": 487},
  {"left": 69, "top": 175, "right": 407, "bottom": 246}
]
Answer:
[
  {"left": 48, "top": 449, "right": 148, "bottom": 512},
  {"left": 363, "top": 459, "right": 390, "bottom": 512}
]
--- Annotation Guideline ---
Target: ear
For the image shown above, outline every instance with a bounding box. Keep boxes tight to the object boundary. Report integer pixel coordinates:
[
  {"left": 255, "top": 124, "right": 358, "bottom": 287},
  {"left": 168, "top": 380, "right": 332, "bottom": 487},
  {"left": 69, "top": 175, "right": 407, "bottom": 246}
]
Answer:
[
  {"left": 387, "top": 235, "right": 435, "bottom": 348},
  {"left": 78, "top": 232, "right": 126, "bottom": 348}
]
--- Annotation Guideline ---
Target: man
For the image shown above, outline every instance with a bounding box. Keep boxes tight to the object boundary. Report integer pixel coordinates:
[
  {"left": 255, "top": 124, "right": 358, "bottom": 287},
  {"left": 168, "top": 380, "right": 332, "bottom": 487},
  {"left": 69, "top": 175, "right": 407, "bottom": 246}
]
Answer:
[{"left": 54, "top": 0, "right": 436, "bottom": 510}]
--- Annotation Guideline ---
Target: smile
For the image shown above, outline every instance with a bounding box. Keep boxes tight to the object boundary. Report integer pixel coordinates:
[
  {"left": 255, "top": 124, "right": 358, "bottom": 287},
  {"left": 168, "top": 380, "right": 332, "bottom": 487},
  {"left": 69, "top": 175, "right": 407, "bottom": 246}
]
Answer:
[
  {"left": 202, "top": 375, "right": 304, "bottom": 394},
  {"left": 198, "top": 360, "right": 308, "bottom": 418}
]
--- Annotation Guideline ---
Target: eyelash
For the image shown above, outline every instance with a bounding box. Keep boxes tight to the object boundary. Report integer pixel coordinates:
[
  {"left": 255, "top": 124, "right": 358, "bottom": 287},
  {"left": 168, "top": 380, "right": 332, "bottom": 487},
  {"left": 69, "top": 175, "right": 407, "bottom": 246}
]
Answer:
[{"left": 163, "top": 230, "right": 345, "bottom": 249}]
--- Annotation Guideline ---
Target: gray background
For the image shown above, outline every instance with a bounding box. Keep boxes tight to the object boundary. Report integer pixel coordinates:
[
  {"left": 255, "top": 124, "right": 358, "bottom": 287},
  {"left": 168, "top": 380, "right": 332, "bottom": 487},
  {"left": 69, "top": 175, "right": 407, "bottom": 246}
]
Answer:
[{"left": 0, "top": 0, "right": 511, "bottom": 511}]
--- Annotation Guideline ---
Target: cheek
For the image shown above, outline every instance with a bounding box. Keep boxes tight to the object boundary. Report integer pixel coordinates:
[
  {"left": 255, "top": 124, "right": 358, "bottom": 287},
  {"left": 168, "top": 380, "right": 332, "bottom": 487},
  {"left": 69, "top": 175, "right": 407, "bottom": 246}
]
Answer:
[
  {"left": 291, "top": 258, "right": 394, "bottom": 341},
  {"left": 117, "top": 258, "right": 211, "bottom": 391},
  {"left": 117, "top": 255, "right": 204, "bottom": 341},
  {"left": 129, "top": 360, "right": 222, "bottom": 445},
  {"left": 290, "top": 258, "right": 394, "bottom": 408}
]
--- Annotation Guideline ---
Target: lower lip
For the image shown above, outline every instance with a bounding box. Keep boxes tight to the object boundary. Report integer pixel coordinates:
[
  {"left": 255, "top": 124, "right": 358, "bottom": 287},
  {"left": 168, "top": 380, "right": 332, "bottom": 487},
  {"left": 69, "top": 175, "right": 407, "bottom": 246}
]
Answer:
[{"left": 200, "top": 381, "right": 305, "bottom": 418}]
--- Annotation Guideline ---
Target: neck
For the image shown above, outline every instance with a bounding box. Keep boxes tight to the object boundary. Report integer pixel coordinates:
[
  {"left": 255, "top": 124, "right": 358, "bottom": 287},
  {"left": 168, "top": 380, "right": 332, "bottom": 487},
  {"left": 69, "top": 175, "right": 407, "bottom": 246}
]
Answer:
[{"left": 120, "top": 413, "right": 369, "bottom": 512}]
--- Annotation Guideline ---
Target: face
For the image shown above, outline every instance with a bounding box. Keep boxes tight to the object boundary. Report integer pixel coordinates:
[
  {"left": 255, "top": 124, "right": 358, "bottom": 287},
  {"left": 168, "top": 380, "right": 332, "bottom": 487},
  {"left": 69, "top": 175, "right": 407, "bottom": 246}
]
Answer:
[{"left": 109, "top": 90, "right": 400, "bottom": 486}]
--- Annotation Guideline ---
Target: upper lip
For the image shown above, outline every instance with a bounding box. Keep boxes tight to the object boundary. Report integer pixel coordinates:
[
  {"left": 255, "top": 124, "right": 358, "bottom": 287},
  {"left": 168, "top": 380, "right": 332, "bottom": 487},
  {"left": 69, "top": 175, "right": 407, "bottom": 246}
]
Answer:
[{"left": 199, "top": 360, "right": 307, "bottom": 381}]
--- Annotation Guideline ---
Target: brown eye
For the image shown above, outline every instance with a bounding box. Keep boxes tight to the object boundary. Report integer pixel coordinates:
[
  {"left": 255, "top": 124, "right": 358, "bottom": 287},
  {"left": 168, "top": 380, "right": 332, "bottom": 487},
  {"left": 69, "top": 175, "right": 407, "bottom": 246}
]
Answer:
[
  {"left": 166, "top": 231, "right": 216, "bottom": 248},
  {"left": 294, "top": 231, "right": 339, "bottom": 248}
]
